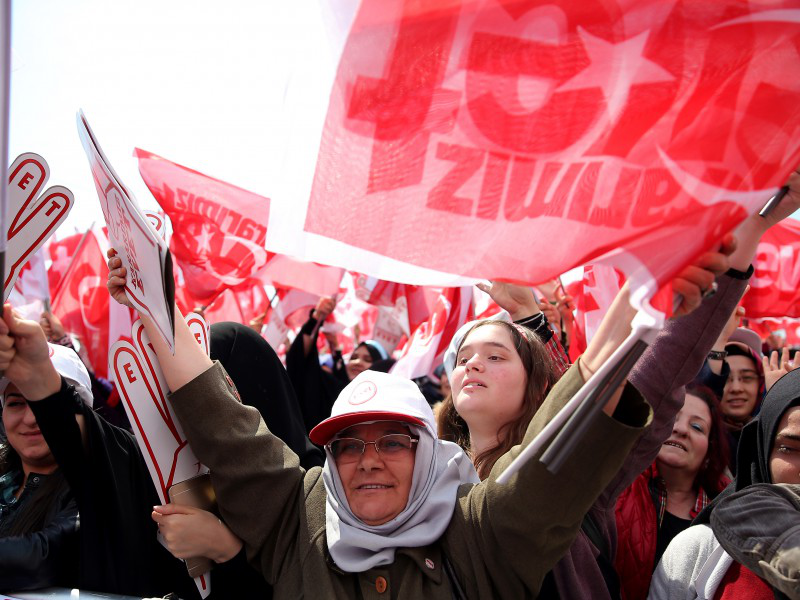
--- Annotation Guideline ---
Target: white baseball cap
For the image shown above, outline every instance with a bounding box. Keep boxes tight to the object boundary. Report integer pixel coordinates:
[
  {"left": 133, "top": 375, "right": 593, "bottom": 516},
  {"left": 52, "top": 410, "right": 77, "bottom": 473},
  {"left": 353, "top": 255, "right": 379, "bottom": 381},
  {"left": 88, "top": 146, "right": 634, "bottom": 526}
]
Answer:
[
  {"left": 309, "top": 370, "right": 434, "bottom": 445},
  {"left": 727, "top": 327, "right": 763, "bottom": 359},
  {"left": 0, "top": 343, "right": 93, "bottom": 408}
]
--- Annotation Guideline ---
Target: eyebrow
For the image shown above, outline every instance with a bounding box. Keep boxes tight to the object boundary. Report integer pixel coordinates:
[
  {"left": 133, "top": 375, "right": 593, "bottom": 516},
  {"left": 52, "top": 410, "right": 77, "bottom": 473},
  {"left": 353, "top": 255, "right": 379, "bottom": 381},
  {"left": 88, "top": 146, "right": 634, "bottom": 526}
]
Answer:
[
  {"left": 458, "top": 341, "right": 513, "bottom": 356},
  {"left": 731, "top": 369, "right": 758, "bottom": 376},
  {"left": 775, "top": 433, "right": 800, "bottom": 443}
]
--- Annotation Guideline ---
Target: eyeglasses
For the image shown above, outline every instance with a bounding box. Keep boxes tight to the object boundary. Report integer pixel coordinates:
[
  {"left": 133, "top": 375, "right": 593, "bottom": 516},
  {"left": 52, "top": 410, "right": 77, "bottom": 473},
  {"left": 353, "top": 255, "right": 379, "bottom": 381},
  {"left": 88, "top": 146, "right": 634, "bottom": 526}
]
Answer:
[{"left": 327, "top": 434, "right": 419, "bottom": 463}]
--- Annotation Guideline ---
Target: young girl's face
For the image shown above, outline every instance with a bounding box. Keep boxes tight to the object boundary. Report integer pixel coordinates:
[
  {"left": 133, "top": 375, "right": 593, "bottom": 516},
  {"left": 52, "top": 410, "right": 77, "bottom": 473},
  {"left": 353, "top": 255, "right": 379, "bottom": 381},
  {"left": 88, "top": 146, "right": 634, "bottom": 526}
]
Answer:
[{"left": 451, "top": 324, "right": 527, "bottom": 436}]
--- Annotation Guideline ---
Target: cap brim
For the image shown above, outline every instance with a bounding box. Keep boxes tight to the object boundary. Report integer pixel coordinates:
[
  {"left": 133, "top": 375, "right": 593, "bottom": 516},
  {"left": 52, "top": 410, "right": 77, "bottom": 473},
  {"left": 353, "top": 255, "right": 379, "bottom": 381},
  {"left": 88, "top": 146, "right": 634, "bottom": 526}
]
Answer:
[{"left": 309, "top": 411, "right": 426, "bottom": 445}]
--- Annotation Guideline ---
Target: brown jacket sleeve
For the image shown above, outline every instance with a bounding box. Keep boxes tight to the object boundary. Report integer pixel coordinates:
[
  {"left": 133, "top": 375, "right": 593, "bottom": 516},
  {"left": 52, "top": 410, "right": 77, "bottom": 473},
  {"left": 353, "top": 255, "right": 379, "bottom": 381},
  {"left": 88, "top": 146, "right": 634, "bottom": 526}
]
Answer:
[{"left": 169, "top": 362, "right": 307, "bottom": 584}]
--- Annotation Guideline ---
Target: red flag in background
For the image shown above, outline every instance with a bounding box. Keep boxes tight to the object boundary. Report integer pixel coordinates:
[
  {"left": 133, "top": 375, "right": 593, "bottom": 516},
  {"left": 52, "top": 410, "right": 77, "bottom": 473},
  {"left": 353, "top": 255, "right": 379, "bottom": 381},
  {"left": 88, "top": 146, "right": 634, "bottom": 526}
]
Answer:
[
  {"left": 303, "top": 0, "right": 800, "bottom": 301},
  {"left": 9, "top": 249, "right": 51, "bottom": 320},
  {"left": 135, "top": 148, "right": 271, "bottom": 305},
  {"left": 569, "top": 264, "right": 626, "bottom": 360},
  {"left": 750, "top": 318, "right": 800, "bottom": 348},
  {"left": 352, "top": 273, "right": 432, "bottom": 334},
  {"left": 391, "top": 286, "right": 473, "bottom": 379},
  {"left": 48, "top": 228, "right": 131, "bottom": 378},
  {"left": 743, "top": 219, "right": 800, "bottom": 318}
]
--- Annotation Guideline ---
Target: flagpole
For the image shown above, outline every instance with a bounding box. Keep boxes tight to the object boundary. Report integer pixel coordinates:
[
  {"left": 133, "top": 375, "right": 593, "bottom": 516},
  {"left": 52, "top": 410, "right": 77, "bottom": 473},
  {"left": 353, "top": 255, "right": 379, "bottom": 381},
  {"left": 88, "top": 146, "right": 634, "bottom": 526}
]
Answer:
[
  {"left": 496, "top": 310, "right": 660, "bottom": 483},
  {"left": 0, "top": 0, "right": 12, "bottom": 307},
  {"left": 50, "top": 222, "right": 96, "bottom": 311}
]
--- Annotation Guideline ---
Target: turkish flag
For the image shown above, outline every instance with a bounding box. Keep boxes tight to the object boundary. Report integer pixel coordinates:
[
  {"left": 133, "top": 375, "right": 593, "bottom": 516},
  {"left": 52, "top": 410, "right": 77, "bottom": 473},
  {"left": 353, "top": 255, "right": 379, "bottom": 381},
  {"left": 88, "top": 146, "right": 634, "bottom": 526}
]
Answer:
[
  {"left": 744, "top": 218, "right": 800, "bottom": 318},
  {"left": 48, "top": 228, "right": 132, "bottom": 378},
  {"left": 135, "top": 148, "right": 271, "bottom": 304},
  {"left": 298, "top": 0, "right": 800, "bottom": 297},
  {"left": 391, "top": 286, "right": 473, "bottom": 379},
  {"left": 352, "top": 272, "right": 432, "bottom": 333}
]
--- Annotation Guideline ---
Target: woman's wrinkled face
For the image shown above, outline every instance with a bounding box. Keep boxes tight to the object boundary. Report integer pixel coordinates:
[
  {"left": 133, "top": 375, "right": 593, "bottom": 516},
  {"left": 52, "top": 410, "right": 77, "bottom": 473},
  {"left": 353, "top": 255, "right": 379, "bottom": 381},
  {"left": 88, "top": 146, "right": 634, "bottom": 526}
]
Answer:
[
  {"left": 657, "top": 393, "right": 711, "bottom": 477},
  {"left": 346, "top": 345, "right": 374, "bottom": 381},
  {"left": 334, "top": 421, "right": 416, "bottom": 526},
  {"left": 451, "top": 324, "right": 527, "bottom": 435},
  {"left": 2, "top": 383, "right": 57, "bottom": 474},
  {"left": 770, "top": 406, "right": 800, "bottom": 485}
]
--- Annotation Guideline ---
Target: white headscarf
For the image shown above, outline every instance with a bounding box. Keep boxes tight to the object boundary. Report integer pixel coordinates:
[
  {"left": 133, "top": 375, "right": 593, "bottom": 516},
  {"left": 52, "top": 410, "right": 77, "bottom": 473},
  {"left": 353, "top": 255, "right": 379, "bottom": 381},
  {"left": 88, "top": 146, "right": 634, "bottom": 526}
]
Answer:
[
  {"left": 314, "top": 371, "right": 478, "bottom": 573},
  {"left": 323, "top": 424, "right": 478, "bottom": 572}
]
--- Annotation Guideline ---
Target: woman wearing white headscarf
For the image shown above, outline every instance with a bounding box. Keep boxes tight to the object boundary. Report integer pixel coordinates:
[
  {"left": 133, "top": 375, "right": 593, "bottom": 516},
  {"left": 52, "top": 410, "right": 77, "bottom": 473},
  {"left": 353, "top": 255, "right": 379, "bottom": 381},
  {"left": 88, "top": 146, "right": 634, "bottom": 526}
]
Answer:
[{"left": 93, "top": 249, "right": 653, "bottom": 598}]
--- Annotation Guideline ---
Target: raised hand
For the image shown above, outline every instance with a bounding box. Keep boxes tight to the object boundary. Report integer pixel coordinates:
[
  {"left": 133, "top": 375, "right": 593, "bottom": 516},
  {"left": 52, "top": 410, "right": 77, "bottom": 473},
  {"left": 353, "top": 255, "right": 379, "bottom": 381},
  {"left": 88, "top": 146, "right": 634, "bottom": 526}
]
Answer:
[
  {"left": 40, "top": 310, "right": 66, "bottom": 342},
  {"left": 475, "top": 281, "right": 540, "bottom": 321},
  {"left": 671, "top": 233, "right": 736, "bottom": 317},
  {"left": 0, "top": 304, "right": 61, "bottom": 401},
  {"left": 106, "top": 248, "right": 134, "bottom": 309},
  {"left": 762, "top": 348, "right": 798, "bottom": 392},
  {"left": 314, "top": 296, "right": 336, "bottom": 322}
]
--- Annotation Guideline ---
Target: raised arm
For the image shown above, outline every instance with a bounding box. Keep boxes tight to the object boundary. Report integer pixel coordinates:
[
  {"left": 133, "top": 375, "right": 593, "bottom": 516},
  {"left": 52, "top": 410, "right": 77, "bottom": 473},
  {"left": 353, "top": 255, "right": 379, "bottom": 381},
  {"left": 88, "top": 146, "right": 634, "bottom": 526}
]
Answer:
[{"left": 602, "top": 169, "right": 800, "bottom": 505}]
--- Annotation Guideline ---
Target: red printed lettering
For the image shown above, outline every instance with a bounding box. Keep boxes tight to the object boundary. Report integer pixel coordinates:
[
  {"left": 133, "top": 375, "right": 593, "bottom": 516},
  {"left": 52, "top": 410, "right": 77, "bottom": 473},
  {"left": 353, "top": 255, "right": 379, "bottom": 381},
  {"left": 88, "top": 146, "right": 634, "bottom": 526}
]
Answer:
[
  {"left": 124, "top": 362, "right": 137, "bottom": 383},
  {"left": 18, "top": 172, "right": 34, "bottom": 190},
  {"left": 46, "top": 199, "right": 62, "bottom": 217}
]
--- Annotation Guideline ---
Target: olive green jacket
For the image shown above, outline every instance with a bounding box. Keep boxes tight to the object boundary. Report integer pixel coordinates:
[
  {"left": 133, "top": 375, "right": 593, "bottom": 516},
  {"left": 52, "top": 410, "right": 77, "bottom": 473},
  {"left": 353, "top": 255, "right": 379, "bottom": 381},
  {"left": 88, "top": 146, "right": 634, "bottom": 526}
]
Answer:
[{"left": 170, "top": 363, "right": 651, "bottom": 599}]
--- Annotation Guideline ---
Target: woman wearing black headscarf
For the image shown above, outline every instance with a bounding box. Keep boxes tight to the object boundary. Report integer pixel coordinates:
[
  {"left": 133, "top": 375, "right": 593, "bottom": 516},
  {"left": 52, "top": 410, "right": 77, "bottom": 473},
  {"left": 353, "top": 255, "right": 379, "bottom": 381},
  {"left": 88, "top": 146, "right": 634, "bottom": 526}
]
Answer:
[
  {"left": 286, "top": 296, "right": 391, "bottom": 434},
  {"left": 649, "top": 368, "right": 800, "bottom": 599}
]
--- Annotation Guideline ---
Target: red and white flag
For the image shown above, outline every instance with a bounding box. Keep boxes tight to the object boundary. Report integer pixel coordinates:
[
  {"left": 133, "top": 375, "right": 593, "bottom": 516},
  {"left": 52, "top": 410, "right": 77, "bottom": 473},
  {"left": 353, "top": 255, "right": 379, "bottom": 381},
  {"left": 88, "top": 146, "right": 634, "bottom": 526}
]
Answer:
[
  {"left": 744, "top": 218, "right": 800, "bottom": 318},
  {"left": 569, "top": 264, "right": 626, "bottom": 359},
  {"left": 48, "top": 227, "right": 132, "bottom": 379},
  {"left": 391, "top": 286, "right": 473, "bottom": 379},
  {"left": 268, "top": 0, "right": 800, "bottom": 299},
  {"left": 136, "top": 148, "right": 345, "bottom": 304},
  {"left": 9, "top": 248, "right": 50, "bottom": 311},
  {"left": 136, "top": 148, "right": 271, "bottom": 305},
  {"left": 262, "top": 288, "right": 320, "bottom": 351}
]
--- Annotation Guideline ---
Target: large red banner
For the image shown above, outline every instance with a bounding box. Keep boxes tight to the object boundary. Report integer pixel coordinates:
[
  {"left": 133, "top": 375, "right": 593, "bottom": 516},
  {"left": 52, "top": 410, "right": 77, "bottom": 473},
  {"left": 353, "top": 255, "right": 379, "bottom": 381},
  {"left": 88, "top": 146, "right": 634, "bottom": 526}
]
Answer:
[
  {"left": 745, "top": 218, "right": 800, "bottom": 318},
  {"left": 305, "top": 1, "right": 800, "bottom": 292}
]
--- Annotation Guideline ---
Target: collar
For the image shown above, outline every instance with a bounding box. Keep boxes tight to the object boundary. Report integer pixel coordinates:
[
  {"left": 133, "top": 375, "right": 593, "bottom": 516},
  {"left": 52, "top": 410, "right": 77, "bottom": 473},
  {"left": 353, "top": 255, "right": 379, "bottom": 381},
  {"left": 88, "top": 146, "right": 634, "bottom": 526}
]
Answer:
[
  {"left": 324, "top": 540, "right": 443, "bottom": 583},
  {"left": 394, "top": 543, "right": 443, "bottom": 584}
]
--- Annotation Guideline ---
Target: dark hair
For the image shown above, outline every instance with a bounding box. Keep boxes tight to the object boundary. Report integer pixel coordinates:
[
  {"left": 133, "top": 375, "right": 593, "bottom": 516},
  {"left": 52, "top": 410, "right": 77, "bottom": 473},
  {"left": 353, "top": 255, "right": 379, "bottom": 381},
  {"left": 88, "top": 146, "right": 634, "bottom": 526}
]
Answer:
[
  {"left": 0, "top": 438, "right": 69, "bottom": 536},
  {"left": 436, "top": 320, "right": 557, "bottom": 479},
  {"left": 683, "top": 383, "right": 731, "bottom": 496}
]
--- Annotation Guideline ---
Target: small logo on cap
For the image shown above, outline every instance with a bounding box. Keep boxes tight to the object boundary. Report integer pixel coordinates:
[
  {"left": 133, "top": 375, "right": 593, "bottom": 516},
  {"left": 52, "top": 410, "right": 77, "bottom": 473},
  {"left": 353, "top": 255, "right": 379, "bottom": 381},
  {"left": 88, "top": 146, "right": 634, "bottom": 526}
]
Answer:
[{"left": 349, "top": 381, "right": 377, "bottom": 405}]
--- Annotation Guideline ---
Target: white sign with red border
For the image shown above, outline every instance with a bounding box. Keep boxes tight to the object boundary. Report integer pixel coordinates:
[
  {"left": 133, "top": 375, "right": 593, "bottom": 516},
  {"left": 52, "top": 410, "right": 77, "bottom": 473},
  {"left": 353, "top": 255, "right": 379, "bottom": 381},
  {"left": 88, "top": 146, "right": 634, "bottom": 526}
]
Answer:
[
  {"left": 4, "top": 153, "right": 73, "bottom": 301},
  {"left": 77, "top": 110, "right": 175, "bottom": 351}
]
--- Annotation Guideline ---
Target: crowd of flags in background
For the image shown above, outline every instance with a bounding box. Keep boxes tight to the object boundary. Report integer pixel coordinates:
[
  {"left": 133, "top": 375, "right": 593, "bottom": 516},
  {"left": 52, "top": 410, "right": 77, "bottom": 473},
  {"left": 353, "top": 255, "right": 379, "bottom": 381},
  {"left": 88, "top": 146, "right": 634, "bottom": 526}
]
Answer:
[{"left": 17, "top": 146, "right": 800, "bottom": 384}]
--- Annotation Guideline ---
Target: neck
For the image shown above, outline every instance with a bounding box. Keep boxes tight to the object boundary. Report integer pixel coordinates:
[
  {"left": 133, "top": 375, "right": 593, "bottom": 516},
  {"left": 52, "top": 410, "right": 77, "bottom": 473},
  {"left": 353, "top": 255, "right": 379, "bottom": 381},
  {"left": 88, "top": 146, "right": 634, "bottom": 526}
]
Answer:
[
  {"left": 657, "top": 461, "right": 697, "bottom": 498},
  {"left": 468, "top": 429, "right": 502, "bottom": 459},
  {"left": 21, "top": 461, "right": 57, "bottom": 481}
]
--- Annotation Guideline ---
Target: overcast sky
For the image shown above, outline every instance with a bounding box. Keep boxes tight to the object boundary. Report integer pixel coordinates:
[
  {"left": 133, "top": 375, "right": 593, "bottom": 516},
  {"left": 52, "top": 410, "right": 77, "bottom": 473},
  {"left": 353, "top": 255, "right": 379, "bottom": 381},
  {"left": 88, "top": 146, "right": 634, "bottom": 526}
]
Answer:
[{"left": 9, "top": 1, "right": 330, "bottom": 235}]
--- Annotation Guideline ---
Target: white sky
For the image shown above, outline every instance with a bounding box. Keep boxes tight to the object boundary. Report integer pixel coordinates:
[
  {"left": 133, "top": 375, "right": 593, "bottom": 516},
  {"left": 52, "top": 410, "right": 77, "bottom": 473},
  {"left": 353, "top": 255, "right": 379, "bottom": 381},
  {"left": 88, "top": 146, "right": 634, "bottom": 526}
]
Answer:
[{"left": 9, "top": 1, "right": 327, "bottom": 235}]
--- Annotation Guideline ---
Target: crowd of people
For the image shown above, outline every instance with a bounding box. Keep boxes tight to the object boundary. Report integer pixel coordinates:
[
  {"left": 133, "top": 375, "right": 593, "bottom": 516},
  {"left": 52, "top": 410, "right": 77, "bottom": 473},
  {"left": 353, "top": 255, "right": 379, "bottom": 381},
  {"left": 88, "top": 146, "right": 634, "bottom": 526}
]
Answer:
[{"left": 0, "top": 173, "right": 799, "bottom": 599}]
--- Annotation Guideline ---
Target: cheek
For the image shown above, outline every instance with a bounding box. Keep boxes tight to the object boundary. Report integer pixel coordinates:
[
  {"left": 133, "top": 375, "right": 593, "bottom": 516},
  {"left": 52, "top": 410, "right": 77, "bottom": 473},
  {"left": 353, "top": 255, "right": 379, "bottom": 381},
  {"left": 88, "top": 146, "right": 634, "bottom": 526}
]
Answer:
[{"left": 770, "top": 454, "right": 800, "bottom": 484}]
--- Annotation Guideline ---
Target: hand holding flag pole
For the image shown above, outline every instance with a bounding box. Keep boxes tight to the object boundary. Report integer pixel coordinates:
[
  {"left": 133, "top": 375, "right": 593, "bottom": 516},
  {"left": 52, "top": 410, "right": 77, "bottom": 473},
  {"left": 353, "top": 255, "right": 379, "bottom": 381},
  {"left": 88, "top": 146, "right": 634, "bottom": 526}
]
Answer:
[{"left": 498, "top": 186, "right": 790, "bottom": 483}]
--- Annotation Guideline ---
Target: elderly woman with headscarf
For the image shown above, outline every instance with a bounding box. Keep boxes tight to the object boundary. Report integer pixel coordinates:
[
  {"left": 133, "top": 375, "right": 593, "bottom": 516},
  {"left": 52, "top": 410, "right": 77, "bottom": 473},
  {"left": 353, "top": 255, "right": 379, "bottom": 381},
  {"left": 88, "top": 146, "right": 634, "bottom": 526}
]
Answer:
[{"left": 100, "top": 252, "right": 653, "bottom": 598}]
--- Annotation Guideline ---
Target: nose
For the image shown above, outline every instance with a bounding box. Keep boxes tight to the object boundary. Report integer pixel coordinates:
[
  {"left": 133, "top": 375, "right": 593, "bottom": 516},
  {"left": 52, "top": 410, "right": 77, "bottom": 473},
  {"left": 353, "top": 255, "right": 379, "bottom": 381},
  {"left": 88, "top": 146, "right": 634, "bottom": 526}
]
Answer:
[
  {"left": 22, "top": 405, "right": 38, "bottom": 428},
  {"left": 672, "top": 416, "right": 688, "bottom": 437},
  {"left": 357, "top": 442, "right": 385, "bottom": 471},
  {"left": 727, "top": 376, "right": 744, "bottom": 391},
  {"left": 464, "top": 354, "right": 484, "bottom": 372}
]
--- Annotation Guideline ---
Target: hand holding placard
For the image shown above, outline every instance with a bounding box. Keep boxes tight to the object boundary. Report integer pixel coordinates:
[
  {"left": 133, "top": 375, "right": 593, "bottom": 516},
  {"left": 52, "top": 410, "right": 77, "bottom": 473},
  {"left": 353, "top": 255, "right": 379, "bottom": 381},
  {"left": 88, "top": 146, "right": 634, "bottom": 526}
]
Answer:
[{"left": 77, "top": 111, "right": 176, "bottom": 351}]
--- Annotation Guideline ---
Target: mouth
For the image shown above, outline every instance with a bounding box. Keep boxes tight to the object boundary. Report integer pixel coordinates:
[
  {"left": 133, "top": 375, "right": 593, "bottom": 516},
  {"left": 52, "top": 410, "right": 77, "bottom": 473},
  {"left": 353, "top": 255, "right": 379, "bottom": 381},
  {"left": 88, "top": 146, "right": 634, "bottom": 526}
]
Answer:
[
  {"left": 356, "top": 483, "right": 393, "bottom": 490},
  {"left": 663, "top": 440, "right": 687, "bottom": 452},
  {"left": 462, "top": 380, "right": 486, "bottom": 390}
]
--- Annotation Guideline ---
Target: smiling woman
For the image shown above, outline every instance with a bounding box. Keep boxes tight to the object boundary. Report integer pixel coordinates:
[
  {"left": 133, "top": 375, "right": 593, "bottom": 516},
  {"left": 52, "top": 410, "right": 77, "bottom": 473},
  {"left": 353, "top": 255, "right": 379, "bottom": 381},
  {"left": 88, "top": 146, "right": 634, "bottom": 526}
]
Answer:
[{"left": 614, "top": 384, "right": 730, "bottom": 600}]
